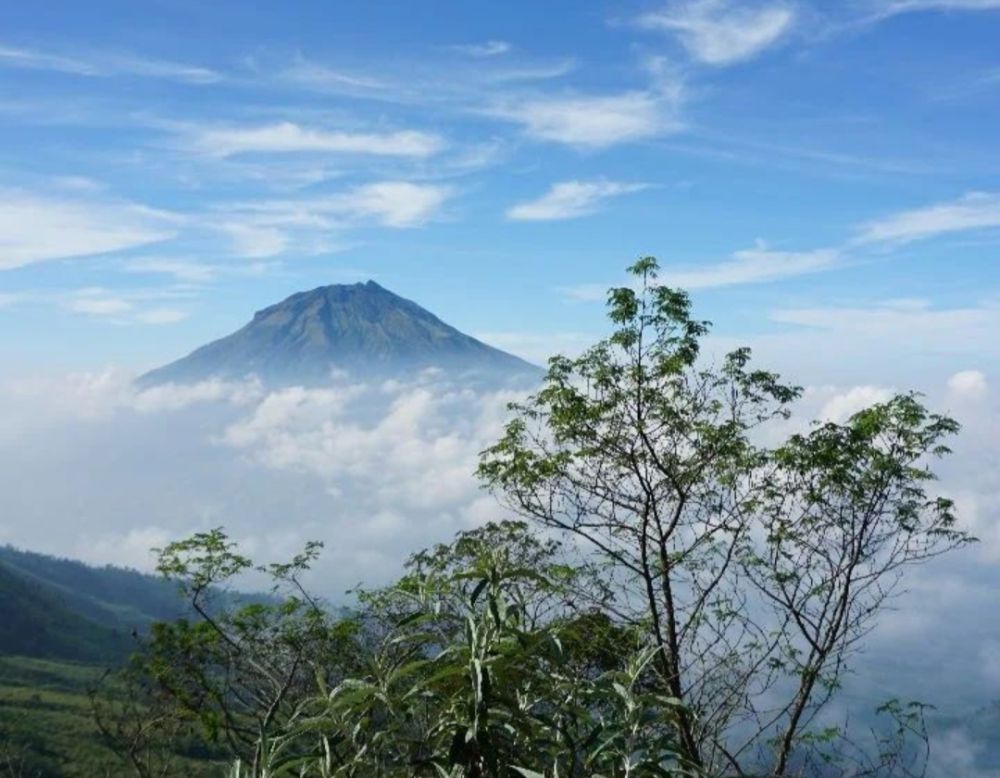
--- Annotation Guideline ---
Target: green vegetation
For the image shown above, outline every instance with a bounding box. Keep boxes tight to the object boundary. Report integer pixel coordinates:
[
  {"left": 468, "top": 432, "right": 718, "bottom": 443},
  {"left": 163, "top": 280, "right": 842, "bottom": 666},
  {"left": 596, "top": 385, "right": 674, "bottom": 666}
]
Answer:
[
  {"left": 0, "top": 545, "right": 268, "bottom": 663},
  {"left": 0, "top": 564, "right": 130, "bottom": 663},
  {"left": 0, "top": 657, "right": 219, "bottom": 777}
]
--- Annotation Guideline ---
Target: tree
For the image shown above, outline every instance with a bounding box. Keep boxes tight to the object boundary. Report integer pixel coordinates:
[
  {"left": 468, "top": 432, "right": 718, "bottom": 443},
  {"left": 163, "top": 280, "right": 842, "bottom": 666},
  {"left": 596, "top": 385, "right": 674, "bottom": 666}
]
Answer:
[
  {"left": 478, "top": 257, "right": 973, "bottom": 776},
  {"left": 135, "top": 529, "right": 356, "bottom": 774},
  {"left": 122, "top": 522, "right": 691, "bottom": 777}
]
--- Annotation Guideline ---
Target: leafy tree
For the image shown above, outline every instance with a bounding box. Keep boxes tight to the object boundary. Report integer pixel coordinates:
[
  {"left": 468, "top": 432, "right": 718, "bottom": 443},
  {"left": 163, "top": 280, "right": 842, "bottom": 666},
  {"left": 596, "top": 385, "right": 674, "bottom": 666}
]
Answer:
[
  {"left": 133, "top": 530, "right": 355, "bottom": 774},
  {"left": 478, "top": 257, "right": 973, "bottom": 776},
  {"left": 116, "top": 523, "right": 690, "bottom": 777}
]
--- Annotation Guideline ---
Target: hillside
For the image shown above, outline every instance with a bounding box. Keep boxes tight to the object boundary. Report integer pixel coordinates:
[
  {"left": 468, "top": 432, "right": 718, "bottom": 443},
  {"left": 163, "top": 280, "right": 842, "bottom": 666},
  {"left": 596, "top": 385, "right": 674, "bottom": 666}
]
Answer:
[
  {"left": 0, "top": 546, "right": 258, "bottom": 664},
  {"left": 0, "top": 656, "right": 221, "bottom": 777},
  {"left": 0, "top": 561, "right": 131, "bottom": 663}
]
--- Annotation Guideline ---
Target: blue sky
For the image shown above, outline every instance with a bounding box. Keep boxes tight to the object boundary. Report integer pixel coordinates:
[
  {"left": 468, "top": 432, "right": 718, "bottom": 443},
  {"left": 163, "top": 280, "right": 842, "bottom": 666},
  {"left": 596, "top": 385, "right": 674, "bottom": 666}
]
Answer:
[{"left": 1, "top": 0, "right": 999, "bottom": 383}]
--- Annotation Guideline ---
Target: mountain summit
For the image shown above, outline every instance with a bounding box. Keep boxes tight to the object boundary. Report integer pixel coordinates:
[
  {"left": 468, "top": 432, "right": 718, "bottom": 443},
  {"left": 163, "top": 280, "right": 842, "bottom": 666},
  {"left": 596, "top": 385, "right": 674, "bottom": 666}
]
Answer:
[{"left": 138, "top": 281, "right": 537, "bottom": 385}]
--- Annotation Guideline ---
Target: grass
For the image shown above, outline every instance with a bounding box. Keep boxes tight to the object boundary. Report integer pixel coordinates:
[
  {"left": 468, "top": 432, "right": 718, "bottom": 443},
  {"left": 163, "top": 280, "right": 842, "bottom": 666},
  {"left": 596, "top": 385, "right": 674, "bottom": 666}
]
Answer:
[{"left": 0, "top": 656, "right": 220, "bottom": 778}]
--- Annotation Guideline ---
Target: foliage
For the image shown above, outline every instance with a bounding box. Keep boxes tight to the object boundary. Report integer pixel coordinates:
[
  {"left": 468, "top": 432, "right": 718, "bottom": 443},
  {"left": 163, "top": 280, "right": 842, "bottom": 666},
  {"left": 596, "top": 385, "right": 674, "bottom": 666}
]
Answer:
[
  {"left": 0, "top": 544, "right": 260, "bottom": 663},
  {"left": 106, "top": 522, "right": 693, "bottom": 777},
  {"left": 478, "top": 258, "right": 973, "bottom": 776},
  {"left": 0, "top": 656, "right": 217, "bottom": 778}
]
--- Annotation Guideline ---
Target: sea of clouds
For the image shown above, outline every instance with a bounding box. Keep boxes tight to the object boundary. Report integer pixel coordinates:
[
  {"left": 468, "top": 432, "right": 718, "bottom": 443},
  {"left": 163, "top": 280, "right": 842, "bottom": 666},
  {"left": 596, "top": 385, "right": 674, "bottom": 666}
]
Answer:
[{"left": 0, "top": 359, "right": 997, "bottom": 764}]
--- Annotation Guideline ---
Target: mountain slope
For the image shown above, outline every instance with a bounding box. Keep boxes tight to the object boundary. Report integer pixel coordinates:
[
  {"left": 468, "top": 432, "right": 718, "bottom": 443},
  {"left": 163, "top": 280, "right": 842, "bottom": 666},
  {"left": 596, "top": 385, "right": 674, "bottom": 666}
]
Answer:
[
  {"left": 138, "top": 281, "right": 537, "bottom": 386},
  {"left": 0, "top": 560, "right": 131, "bottom": 662},
  {"left": 0, "top": 546, "right": 189, "bottom": 639},
  {"left": 0, "top": 546, "right": 261, "bottom": 663}
]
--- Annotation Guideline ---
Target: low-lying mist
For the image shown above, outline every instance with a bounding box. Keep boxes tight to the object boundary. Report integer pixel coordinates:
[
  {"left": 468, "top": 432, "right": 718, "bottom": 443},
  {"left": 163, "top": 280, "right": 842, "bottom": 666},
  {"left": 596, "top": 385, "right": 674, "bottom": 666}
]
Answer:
[{"left": 1, "top": 363, "right": 998, "bottom": 764}]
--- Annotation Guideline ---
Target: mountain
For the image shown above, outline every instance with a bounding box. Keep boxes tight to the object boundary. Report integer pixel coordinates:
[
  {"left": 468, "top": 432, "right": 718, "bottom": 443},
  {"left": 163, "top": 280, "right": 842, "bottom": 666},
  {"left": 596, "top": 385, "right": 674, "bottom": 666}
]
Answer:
[{"left": 138, "top": 280, "right": 538, "bottom": 386}]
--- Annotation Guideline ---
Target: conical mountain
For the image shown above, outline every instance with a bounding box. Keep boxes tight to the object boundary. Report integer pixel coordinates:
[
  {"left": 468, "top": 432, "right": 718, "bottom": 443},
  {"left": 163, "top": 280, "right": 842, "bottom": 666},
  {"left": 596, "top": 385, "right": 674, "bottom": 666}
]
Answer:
[{"left": 138, "top": 280, "right": 537, "bottom": 386}]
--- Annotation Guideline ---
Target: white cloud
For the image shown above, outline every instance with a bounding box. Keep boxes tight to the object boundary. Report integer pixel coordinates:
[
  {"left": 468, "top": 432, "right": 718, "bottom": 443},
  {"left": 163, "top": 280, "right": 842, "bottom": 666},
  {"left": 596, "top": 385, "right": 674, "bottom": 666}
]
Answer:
[
  {"left": 855, "top": 192, "right": 1000, "bottom": 245},
  {"left": 220, "top": 376, "right": 525, "bottom": 515},
  {"left": 210, "top": 181, "right": 452, "bottom": 256},
  {"left": 560, "top": 245, "right": 838, "bottom": 299},
  {"left": 275, "top": 58, "right": 391, "bottom": 96},
  {"left": 136, "top": 308, "right": 190, "bottom": 325},
  {"left": 0, "top": 370, "right": 262, "bottom": 426},
  {"left": 507, "top": 180, "right": 646, "bottom": 221},
  {"left": 130, "top": 377, "right": 264, "bottom": 413},
  {"left": 0, "top": 43, "right": 219, "bottom": 83},
  {"left": 191, "top": 121, "right": 444, "bottom": 158},
  {"left": 664, "top": 246, "right": 839, "bottom": 289},
  {"left": 451, "top": 40, "right": 511, "bottom": 57},
  {"left": 218, "top": 222, "right": 291, "bottom": 259},
  {"left": 66, "top": 293, "right": 133, "bottom": 316},
  {"left": 74, "top": 525, "right": 177, "bottom": 571},
  {"left": 0, "top": 189, "right": 176, "bottom": 270},
  {"left": 948, "top": 369, "right": 989, "bottom": 398},
  {"left": 718, "top": 298, "right": 1000, "bottom": 390},
  {"left": 0, "top": 370, "right": 529, "bottom": 588},
  {"left": 56, "top": 287, "right": 194, "bottom": 326},
  {"left": 771, "top": 300, "right": 1000, "bottom": 346},
  {"left": 472, "top": 331, "right": 597, "bottom": 364},
  {"left": 348, "top": 181, "right": 453, "bottom": 227},
  {"left": 638, "top": 0, "right": 796, "bottom": 66},
  {"left": 878, "top": 0, "right": 1000, "bottom": 16},
  {"left": 491, "top": 89, "right": 682, "bottom": 148},
  {"left": 122, "top": 258, "right": 218, "bottom": 283},
  {"left": 0, "top": 293, "right": 25, "bottom": 309},
  {"left": 818, "top": 385, "right": 895, "bottom": 422}
]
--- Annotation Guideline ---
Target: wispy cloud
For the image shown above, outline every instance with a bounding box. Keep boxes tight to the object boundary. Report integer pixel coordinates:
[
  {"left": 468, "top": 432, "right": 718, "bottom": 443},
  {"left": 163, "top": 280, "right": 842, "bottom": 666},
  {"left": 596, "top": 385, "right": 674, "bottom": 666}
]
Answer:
[
  {"left": 216, "top": 222, "right": 291, "bottom": 259},
  {"left": 0, "top": 42, "right": 220, "bottom": 83},
  {"left": 450, "top": 40, "right": 511, "bottom": 57},
  {"left": 188, "top": 121, "right": 444, "bottom": 158},
  {"left": 637, "top": 0, "right": 796, "bottom": 66},
  {"left": 0, "top": 189, "right": 176, "bottom": 270},
  {"left": 61, "top": 288, "right": 190, "bottom": 325},
  {"left": 65, "top": 290, "right": 134, "bottom": 316},
  {"left": 57, "top": 286, "right": 194, "bottom": 325},
  {"left": 275, "top": 51, "right": 574, "bottom": 106},
  {"left": 561, "top": 244, "right": 838, "bottom": 299},
  {"left": 770, "top": 298, "right": 1000, "bottom": 342},
  {"left": 135, "top": 308, "right": 189, "bottom": 325},
  {"left": 490, "top": 88, "right": 683, "bottom": 148},
  {"left": 876, "top": 0, "right": 1000, "bottom": 18},
  {"left": 560, "top": 188, "right": 1000, "bottom": 300},
  {"left": 122, "top": 258, "right": 219, "bottom": 283},
  {"left": 663, "top": 245, "right": 839, "bottom": 288},
  {"left": 347, "top": 181, "right": 453, "bottom": 227},
  {"left": 472, "top": 330, "right": 597, "bottom": 363},
  {"left": 855, "top": 192, "right": 1000, "bottom": 245},
  {"left": 507, "top": 180, "right": 646, "bottom": 221},
  {"left": 209, "top": 181, "right": 453, "bottom": 257}
]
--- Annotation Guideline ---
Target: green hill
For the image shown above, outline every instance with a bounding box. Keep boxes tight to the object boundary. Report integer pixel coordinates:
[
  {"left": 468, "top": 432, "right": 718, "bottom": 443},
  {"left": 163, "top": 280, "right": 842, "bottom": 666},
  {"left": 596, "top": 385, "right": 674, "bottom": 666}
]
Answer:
[
  {"left": 0, "top": 656, "right": 221, "bottom": 777},
  {"left": 0, "top": 545, "right": 261, "bottom": 664},
  {"left": 0, "top": 561, "right": 131, "bottom": 662},
  {"left": 0, "top": 548, "right": 252, "bottom": 775}
]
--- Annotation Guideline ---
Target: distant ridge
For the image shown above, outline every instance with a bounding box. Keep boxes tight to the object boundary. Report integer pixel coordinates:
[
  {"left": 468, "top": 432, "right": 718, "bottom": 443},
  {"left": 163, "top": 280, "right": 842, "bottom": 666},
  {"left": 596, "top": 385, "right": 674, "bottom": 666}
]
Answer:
[
  {"left": 138, "top": 281, "right": 538, "bottom": 386},
  {"left": 0, "top": 545, "right": 265, "bottom": 663}
]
